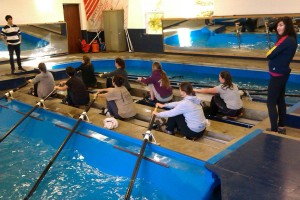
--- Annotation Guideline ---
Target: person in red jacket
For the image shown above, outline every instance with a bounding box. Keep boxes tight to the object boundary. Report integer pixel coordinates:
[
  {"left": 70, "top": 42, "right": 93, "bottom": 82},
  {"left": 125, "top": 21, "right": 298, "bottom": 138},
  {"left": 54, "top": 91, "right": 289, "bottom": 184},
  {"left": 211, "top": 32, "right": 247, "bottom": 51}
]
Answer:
[
  {"left": 137, "top": 61, "right": 173, "bottom": 103},
  {"left": 266, "top": 17, "right": 298, "bottom": 134}
]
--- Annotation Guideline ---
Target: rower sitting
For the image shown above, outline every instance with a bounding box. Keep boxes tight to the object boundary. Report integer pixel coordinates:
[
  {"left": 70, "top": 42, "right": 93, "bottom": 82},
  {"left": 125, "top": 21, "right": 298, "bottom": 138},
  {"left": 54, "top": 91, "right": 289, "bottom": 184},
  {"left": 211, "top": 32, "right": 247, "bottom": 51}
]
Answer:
[
  {"left": 94, "top": 75, "right": 136, "bottom": 120},
  {"left": 153, "top": 82, "right": 206, "bottom": 140},
  {"left": 137, "top": 61, "right": 173, "bottom": 103},
  {"left": 195, "top": 71, "right": 243, "bottom": 118}
]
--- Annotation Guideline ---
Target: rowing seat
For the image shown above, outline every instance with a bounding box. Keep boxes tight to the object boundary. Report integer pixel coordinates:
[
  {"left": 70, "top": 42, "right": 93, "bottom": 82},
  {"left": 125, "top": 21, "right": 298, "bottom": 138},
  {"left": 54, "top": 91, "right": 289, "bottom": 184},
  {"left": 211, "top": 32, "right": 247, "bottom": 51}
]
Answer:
[{"left": 226, "top": 111, "right": 243, "bottom": 120}]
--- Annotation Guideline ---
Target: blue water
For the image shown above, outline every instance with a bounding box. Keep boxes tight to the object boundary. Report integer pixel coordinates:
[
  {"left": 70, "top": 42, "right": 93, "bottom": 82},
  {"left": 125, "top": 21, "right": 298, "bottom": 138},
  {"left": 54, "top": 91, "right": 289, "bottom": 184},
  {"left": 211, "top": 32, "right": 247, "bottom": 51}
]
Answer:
[
  {"left": 0, "top": 99, "right": 217, "bottom": 199},
  {"left": 52, "top": 59, "right": 300, "bottom": 104},
  {"left": 164, "top": 28, "right": 300, "bottom": 50},
  {"left": 0, "top": 32, "right": 49, "bottom": 51}
]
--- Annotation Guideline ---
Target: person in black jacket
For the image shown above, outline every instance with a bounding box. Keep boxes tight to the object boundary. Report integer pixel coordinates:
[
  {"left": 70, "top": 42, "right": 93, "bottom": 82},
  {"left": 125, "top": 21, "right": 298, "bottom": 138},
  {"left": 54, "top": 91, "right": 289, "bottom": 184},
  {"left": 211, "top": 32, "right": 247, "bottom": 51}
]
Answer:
[
  {"left": 55, "top": 66, "right": 90, "bottom": 107},
  {"left": 266, "top": 16, "right": 298, "bottom": 134},
  {"left": 98, "top": 57, "right": 131, "bottom": 90},
  {"left": 76, "top": 55, "right": 97, "bottom": 88}
]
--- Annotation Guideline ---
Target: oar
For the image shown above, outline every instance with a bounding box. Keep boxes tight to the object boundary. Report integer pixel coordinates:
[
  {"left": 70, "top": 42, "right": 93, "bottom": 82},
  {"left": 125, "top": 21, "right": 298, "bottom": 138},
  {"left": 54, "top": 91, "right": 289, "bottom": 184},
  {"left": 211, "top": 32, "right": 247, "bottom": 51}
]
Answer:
[
  {"left": 24, "top": 94, "right": 97, "bottom": 200},
  {"left": 0, "top": 89, "right": 56, "bottom": 143},
  {"left": 100, "top": 72, "right": 269, "bottom": 92},
  {"left": 0, "top": 81, "right": 28, "bottom": 100},
  {"left": 124, "top": 105, "right": 158, "bottom": 200},
  {"left": 127, "top": 75, "right": 268, "bottom": 92},
  {"left": 248, "top": 92, "right": 300, "bottom": 97}
]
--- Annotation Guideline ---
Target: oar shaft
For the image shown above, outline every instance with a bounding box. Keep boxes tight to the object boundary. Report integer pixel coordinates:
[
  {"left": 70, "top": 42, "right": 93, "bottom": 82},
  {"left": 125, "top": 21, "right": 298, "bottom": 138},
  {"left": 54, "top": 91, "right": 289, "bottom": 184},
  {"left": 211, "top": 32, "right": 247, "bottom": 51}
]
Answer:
[
  {"left": 24, "top": 97, "right": 97, "bottom": 199},
  {"left": 124, "top": 138, "right": 148, "bottom": 200},
  {"left": 0, "top": 89, "right": 57, "bottom": 144},
  {"left": 0, "top": 105, "right": 39, "bottom": 143},
  {"left": 125, "top": 108, "right": 157, "bottom": 199},
  {"left": 147, "top": 107, "right": 157, "bottom": 130},
  {"left": 0, "top": 81, "right": 29, "bottom": 100},
  {"left": 24, "top": 118, "right": 83, "bottom": 200}
]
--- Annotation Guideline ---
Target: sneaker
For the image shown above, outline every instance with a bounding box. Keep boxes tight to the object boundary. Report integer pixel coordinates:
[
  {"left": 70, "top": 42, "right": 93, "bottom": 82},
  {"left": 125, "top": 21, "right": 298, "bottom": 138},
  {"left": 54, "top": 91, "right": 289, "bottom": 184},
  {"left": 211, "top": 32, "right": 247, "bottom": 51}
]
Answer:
[
  {"left": 278, "top": 127, "right": 286, "bottom": 135},
  {"left": 266, "top": 128, "right": 286, "bottom": 134},
  {"left": 11, "top": 70, "right": 15, "bottom": 75}
]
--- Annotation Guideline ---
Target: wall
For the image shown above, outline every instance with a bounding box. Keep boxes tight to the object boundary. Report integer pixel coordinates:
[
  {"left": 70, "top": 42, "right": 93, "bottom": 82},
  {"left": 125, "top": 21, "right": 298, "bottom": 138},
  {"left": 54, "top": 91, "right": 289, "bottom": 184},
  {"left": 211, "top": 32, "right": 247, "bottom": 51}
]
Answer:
[
  {"left": 1, "top": 0, "right": 300, "bottom": 30},
  {"left": 214, "top": 0, "right": 300, "bottom": 16},
  {"left": 0, "top": 0, "right": 87, "bottom": 30},
  {"left": 1, "top": 0, "right": 299, "bottom": 54}
]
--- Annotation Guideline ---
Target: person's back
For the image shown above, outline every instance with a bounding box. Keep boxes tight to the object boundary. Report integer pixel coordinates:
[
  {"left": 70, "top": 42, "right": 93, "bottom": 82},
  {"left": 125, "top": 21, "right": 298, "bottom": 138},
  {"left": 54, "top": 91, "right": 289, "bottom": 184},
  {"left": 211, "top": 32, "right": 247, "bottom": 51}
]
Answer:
[
  {"left": 76, "top": 55, "right": 97, "bottom": 87},
  {"left": 33, "top": 71, "right": 55, "bottom": 98},
  {"left": 139, "top": 62, "right": 173, "bottom": 102},
  {"left": 106, "top": 86, "right": 136, "bottom": 118},
  {"left": 66, "top": 75, "right": 90, "bottom": 106},
  {"left": 141, "top": 70, "right": 173, "bottom": 98},
  {"left": 31, "top": 63, "right": 55, "bottom": 98},
  {"left": 100, "top": 58, "right": 131, "bottom": 90},
  {"left": 216, "top": 83, "right": 243, "bottom": 110}
]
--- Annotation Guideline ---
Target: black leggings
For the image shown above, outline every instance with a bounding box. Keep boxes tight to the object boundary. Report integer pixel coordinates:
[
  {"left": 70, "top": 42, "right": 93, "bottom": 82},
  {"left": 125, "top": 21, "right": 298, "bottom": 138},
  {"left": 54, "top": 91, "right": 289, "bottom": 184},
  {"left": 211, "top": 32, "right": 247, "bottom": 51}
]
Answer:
[
  {"left": 8, "top": 44, "right": 22, "bottom": 71},
  {"left": 106, "top": 100, "right": 123, "bottom": 119},
  {"left": 267, "top": 73, "right": 290, "bottom": 131},
  {"left": 210, "top": 94, "right": 242, "bottom": 117},
  {"left": 166, "top": 114, "right": 205, "bottom": 138}
]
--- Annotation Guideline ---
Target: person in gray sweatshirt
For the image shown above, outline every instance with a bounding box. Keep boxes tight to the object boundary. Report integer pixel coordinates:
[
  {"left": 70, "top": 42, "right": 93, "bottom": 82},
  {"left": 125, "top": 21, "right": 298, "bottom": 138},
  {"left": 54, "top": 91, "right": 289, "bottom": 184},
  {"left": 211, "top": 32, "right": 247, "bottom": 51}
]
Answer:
[
  {"left": 28, "top": 63, "right": 55, "bottom": 98},
  {"left": 153, "top": 82, "right": 206, "bottom": 139}
]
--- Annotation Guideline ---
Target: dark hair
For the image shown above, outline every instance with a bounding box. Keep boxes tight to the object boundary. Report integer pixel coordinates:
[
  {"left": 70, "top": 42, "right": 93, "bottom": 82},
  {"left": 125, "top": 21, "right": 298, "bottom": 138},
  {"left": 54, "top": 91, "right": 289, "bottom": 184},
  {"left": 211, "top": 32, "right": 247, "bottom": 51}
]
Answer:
[
  {"left": 38, "top": 63, "right": 47, "bottom": 73},
  {"left": 5, "top": 15, "right": 12, "bottom": 21},
  {"left": 180, "top": 82, "right": 195, "bottom": 96},
  {"left": 220, "top": 71, "right": 233, "bottom": 89},
  {"left": 82, "top": 55, "right": 91, "bottom": 65},
  {"left": 152, "top": 61, "right": 171, "bottom": 88},
  {"left": 66, "top": 66, "right": 76, "bottom": 77},
  {"left": 113, "top": 75, "right": 125, "bottom": 87},
  {"left": 115, "top": 57, "right": 125, "bottom": 70},
  {"left": 275, "top": 17, "right": 297, "bottom": 41}
]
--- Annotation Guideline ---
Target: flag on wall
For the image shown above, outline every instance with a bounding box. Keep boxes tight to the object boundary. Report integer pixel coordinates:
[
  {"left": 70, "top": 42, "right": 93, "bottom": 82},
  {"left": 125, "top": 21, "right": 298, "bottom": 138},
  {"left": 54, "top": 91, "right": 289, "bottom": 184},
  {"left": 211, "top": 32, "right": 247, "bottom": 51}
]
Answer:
[
  {"left": 84, "top": 0, "right": 100, "bottom": 20},
  {"left": 84, "top": 0, "right": 128, "bottom": 31}
]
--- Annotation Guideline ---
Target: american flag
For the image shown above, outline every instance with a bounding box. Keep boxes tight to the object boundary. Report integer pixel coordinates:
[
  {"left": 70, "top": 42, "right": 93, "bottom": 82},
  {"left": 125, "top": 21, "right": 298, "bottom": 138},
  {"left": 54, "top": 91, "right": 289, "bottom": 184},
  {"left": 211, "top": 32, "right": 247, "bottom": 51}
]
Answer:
[{"left": 84, "top": 0, "right": 100, "bottom": 20}]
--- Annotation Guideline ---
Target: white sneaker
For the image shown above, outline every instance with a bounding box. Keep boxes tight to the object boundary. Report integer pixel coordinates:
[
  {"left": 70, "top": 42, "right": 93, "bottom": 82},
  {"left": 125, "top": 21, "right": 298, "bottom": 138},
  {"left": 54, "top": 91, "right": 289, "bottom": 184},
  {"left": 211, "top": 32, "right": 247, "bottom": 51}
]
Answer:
[{"left": 106, "top": 111, "right": 111, "bottom": 117}]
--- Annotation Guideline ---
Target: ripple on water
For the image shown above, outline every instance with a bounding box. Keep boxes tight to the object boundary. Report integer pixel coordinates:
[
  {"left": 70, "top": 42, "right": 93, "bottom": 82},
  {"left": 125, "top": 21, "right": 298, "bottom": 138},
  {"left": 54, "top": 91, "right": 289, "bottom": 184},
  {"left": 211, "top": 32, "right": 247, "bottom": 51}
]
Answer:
[{"left": 0, "top": 136, "right": 168, "bottom": 199}]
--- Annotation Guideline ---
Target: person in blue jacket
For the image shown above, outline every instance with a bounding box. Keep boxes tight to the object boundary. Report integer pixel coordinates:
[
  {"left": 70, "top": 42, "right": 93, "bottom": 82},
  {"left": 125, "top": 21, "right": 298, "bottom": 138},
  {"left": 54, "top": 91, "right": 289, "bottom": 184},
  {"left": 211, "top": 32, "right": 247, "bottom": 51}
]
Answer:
[{"left": 266, "top": 16, "right": 297, "bottom": 134}]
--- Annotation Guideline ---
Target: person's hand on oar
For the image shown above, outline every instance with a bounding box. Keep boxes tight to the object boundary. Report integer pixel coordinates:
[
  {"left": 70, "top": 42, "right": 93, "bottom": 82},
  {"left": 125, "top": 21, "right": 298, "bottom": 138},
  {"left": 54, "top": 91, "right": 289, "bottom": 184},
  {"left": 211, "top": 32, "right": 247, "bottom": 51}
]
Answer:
[
  {"left": 152, "top": 104, "right": 159, "bottom": 115},
  {"left": 93, "top": 92, "right": 100, "bottom": 99}
]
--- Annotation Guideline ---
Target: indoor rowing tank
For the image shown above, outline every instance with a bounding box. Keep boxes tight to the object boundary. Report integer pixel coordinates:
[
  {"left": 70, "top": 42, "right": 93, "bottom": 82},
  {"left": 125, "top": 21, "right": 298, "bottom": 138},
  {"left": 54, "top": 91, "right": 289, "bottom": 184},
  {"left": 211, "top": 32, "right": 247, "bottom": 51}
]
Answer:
[{"left": 1, "top": 58, "right": 300, "bottom": 199}]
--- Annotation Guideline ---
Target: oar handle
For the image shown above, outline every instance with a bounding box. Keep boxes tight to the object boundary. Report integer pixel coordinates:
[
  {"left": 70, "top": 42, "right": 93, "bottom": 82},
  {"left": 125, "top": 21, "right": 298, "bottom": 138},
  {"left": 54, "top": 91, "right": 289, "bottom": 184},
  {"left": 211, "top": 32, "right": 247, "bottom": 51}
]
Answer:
[{"left": 153, "top": 105, "right": 158, "bottom": 113}]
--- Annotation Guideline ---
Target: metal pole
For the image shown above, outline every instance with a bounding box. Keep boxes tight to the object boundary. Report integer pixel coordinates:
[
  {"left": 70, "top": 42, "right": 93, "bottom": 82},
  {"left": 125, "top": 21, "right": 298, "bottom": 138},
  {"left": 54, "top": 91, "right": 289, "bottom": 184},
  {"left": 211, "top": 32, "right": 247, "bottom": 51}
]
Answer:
[
  {"left": 0, "top": 89, "right": 56, "bottom": 143},
  {"left": 124, "top": 106, "right": 158, "bottom": 200},
  {"left": 24, "top": 96, "right": 97, "bottom": 200}
]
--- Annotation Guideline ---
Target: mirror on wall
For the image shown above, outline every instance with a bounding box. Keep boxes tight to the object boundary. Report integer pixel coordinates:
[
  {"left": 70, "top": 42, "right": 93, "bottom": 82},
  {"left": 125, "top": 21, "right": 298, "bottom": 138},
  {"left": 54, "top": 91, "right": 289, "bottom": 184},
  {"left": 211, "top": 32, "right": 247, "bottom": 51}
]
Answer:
[
  {"left": 0, "top": 22, "right": 68, "bottom": 62},
  {"left": 162, "top": 17, "right": 300, "bottom": 59}
]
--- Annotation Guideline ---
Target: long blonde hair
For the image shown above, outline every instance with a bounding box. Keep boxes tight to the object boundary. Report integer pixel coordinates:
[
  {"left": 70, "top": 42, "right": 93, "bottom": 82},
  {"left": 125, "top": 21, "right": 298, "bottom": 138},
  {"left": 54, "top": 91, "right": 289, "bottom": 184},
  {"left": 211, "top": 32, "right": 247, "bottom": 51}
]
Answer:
[{"left": 152, "top": 62, "right": 170, "bottom": 88}]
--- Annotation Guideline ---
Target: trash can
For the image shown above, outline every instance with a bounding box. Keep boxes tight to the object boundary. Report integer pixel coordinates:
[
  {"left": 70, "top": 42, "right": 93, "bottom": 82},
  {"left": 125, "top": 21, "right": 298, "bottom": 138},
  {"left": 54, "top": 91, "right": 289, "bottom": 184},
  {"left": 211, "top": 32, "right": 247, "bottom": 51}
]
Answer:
[{"left": 91, "top": 40, "right": 100, "bottom": 53}]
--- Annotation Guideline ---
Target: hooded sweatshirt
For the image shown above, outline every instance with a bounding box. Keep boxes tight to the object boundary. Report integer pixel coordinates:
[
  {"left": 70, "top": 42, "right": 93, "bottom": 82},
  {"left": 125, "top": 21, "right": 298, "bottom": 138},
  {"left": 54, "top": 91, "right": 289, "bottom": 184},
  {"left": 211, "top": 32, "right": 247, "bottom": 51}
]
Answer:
[
  {"left": 141, "top": 70, "right": 172, "bottom": 98},
  {"left": 156, "top": 95, "right": 206, "bottom": 132}
]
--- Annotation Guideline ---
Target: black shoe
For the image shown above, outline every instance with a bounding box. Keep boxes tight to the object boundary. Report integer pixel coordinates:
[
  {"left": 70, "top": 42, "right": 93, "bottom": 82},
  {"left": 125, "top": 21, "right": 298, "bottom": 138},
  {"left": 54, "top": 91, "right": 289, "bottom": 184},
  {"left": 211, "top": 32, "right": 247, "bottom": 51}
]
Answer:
[
  {"left": 18, "top": 67, "right": 27, "bottom": 72},
  {"left": 11, "top": 70, "right": 15, "bottom": 75},
  {"left": 278, "top": 127, "right": 286, "bottom": 134},
  {"left": 164, "top": 130, "right": 174, "bottom": 136}
]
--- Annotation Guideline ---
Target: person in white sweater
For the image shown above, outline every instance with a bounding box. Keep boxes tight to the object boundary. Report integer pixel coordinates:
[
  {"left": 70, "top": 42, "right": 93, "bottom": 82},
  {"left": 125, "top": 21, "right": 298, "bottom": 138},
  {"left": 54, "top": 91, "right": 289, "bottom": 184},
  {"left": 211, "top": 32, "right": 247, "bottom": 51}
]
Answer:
[
  {"left": 195, "top": 71, "right": 243, "bottom": 117},
  {"left": 153, "top": 82, "right": 206, "bottom": 139},
  {"left": 28, "top": 63, "right": 55, "bottom": 98}
]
